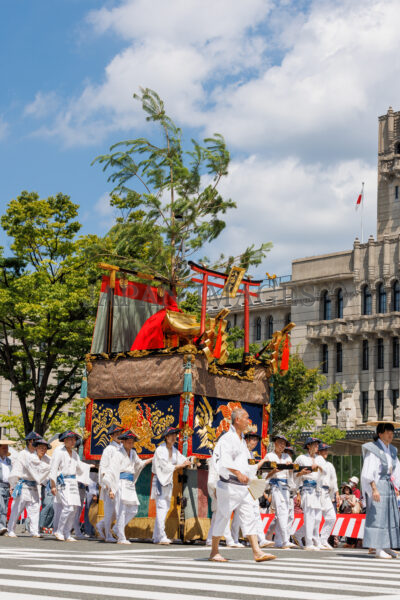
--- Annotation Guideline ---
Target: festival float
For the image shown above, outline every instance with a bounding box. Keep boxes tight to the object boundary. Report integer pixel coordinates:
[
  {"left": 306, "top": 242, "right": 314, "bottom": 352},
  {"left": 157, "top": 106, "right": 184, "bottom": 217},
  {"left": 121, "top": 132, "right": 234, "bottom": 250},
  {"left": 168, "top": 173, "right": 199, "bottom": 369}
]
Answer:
[{"left": 84, "top": 261, "right": 293, "bottom": 541}]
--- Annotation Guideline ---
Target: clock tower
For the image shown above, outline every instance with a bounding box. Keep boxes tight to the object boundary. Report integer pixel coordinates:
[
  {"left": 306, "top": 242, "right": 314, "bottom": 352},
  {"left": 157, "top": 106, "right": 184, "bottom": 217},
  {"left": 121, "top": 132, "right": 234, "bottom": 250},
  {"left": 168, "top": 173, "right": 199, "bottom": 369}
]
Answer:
[{"left": 377, "top": 106, "right": 400, "bottom": 240}]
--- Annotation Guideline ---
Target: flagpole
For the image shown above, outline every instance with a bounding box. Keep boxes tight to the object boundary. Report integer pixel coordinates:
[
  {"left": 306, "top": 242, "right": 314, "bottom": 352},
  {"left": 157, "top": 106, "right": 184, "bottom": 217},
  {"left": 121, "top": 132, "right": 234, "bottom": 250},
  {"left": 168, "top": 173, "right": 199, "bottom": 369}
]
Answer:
[{"left": 361, "top": 181, "right": 364, "bottom": 244}]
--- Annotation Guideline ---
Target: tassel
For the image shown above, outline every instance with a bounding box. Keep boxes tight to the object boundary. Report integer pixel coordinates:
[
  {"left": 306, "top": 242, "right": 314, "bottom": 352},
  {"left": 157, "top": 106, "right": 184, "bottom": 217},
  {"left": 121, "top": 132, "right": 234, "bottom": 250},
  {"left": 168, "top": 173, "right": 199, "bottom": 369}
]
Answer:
[
  {"left": 182, "top": 439, "right": 188, "bottom": 456},
  {"left": 183, "top": 362, "right": 192, "bottom": 393},
  {"left": 183, "top": 400, "right": 190, "bottom": 422}
]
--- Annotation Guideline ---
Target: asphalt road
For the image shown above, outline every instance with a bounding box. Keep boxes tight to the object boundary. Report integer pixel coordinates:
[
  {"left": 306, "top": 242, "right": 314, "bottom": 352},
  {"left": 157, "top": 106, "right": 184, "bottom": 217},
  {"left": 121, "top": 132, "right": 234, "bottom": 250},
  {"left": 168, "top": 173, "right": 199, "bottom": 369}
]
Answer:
[{"left": 0, "top": 535, "right": 400, "bottom": 600}]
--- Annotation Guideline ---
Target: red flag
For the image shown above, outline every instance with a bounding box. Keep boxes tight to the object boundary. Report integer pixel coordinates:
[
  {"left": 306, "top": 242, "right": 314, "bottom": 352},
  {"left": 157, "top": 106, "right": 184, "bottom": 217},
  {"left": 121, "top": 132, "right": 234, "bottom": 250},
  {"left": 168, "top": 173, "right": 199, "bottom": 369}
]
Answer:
[{"left": 355, "top": 184, "right": 364, "bottom": 211}]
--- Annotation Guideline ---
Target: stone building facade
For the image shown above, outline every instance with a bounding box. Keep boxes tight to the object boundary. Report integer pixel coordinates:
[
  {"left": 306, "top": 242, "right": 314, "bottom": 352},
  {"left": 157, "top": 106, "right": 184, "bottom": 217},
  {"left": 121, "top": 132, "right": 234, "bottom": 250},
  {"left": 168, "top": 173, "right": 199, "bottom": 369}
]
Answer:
[{"left": 208, "top": 106, "right": 400, "bottom": 434}]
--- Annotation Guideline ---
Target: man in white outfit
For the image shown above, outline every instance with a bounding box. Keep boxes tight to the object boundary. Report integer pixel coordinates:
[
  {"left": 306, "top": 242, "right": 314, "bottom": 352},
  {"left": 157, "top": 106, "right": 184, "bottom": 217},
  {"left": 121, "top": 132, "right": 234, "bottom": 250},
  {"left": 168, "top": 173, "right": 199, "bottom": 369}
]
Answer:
[
  {"left": 318, "top": 442, "right": 339, "bottom": 550},
  {"left": 209, "top": 408, "right": 276, "bottom": 562},
  {"left": 50, "top": 430, "right": 91, "bottom": 542},
  {"left": 96, "top": 423, "right": 124, "bottom": 543},
  {"left": 206, "top": 434, "right": 238, "bottom": 547},
  {"left": 151, "top": 426, "right": 190, "bottom": 544},
  {"left": 264, "top": 434, "right": 296, "bottom": 549},
  {"left": 103, "top": 430, "right": 152, "bottom": 544},
  {"left": 0, "top": 437, "right": 15, "bottom": 536},
  {"left": 231, "top": 431, "right": 273, "bottom": 548},
  {"left": 7, "top": 437, "right": 51, "bottom": 538},
  {"left": 294, "top": 437, "right": 324, "bottom": 550}
]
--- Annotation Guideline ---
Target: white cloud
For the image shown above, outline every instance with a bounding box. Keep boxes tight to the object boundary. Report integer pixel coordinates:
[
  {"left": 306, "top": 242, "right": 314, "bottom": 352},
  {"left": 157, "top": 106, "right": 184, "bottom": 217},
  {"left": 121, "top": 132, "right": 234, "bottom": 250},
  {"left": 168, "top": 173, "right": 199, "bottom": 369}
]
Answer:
[
  {"left": 22, "top": 0, "right": 400, "bottom": 273},
  {"left": 204, "top": 155, "right": 376, "bottom": 275},
  {"left": 0, "top": 115, "right": 9, "bottom": 141},
  {"left": 24, "top": 92, "right": 60, "bottom": 118},
  {"left": 0, "top": 117, "right": 8, "bottom": 141}
]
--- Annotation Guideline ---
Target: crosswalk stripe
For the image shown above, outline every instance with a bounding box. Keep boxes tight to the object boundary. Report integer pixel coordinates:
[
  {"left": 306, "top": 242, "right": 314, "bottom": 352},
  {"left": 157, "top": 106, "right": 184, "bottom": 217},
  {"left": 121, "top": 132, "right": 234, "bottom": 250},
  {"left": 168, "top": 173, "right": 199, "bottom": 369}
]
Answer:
[
  {"left": 0, "top": 593, "right": 73, "bottom": 600},
  {"left": 22, "top": 562, "right": 400, "bottom": 593},
  {"left": 0, "top": 569, "right": 384, "bottom": 600},
  {"left": 24, "top": 556, "right": 400, "bottom": 579},
  {"left": 0, "top": 575, "right": 385, "bottom": 600}
]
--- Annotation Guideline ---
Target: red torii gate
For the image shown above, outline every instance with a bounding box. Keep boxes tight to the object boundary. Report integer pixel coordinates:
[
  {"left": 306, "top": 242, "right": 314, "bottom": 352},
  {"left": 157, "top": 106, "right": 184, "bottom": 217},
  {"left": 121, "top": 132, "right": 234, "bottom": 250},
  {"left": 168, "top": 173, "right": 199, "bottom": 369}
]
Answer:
[{"left": 188, "top": 261, "right": 263, "bottom": 354}]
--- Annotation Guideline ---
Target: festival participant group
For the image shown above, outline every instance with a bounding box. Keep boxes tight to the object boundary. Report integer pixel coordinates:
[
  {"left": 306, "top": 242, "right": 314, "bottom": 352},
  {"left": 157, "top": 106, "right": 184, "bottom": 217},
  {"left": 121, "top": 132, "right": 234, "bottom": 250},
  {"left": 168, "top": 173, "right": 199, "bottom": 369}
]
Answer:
[{"left": 0, "top": 408, "right": 399, "bottom": 561}]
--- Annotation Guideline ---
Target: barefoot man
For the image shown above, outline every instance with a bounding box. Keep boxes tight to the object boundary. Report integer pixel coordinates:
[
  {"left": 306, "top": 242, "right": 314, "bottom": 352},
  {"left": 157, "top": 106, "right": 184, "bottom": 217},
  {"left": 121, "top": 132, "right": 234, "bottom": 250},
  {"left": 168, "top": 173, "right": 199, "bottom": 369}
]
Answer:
[{"left": 209, "top": 408, "right": 276, "bottom": 563}]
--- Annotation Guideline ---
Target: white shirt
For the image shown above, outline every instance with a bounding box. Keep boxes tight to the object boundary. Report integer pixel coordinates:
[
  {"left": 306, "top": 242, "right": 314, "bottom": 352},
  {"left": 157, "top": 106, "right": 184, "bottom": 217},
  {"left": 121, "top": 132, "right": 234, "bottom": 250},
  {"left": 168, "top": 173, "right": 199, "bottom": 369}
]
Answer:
[
  {"left": 0, "top": 457, "right": 11, "bottom": 483},
  {"left": 49, "top": 445, "right": 88, "bottom": 483},
  {"left": 102, "top": 446, "right": 145, "bottom": 494},
  {"left": 265, "top": 451, "right": 293, "bottom": 481},
  {"left": 319, "top": 458, "right": 338, "bottom": 495},
  {"left": 294, "top": 453, "right": 324, "bottom": 489},
  {"left": 152, "top": 442, "right": 186, "bottom": 487},
  {"left": 217, "top": 426, "right": 252, "bottom": 480},
  {"left": 99, "top": 440, "right": 121, "bottom": 486},
  {"left": 361, "top": 441, "right": 400, "bottom": 494}
]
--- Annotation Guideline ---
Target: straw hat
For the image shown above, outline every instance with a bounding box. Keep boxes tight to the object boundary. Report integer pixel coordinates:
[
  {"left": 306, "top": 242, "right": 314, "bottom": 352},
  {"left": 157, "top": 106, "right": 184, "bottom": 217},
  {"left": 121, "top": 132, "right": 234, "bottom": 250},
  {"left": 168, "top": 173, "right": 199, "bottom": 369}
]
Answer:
[{"left": 0, "top": 439, "right": 16, "bottom": 445}]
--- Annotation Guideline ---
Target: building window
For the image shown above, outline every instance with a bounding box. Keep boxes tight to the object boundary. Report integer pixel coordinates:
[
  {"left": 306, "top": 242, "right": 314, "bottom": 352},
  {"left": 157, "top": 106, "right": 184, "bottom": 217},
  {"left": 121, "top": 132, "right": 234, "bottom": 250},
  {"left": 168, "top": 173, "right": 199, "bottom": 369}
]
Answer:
[
  {"left": 393, "top": 280, "right": 400, "bottom": 311},
  {"left": 362, "top": 339, "right": 369, "bottom": 370},
  {"left": 285, "top": 313, "right": 291, "bottom": 325},
  {"left": 255, "top": 317, "right": 262, "bottom": 341},
  {"left": 267, "top": 315, "right": 273, "bottom": 339},
  {"left": 335, "top": 392, "right": 342, "bottom": 425},
  {"left": 362, "top": 285, "right": 372, "bottom": 315},
  {"left": 321, "top": 400, "right": 328, "bottom": 425},
  {"left": 322, "top": 291, "right": 331, "bottom": 320},
  {"left": 377, "top": 283, "right": 386, "bottom": 313},
  {"left": 376, "top": 390, "right": 384, "bottom": 420},
  {"left": 226, "top": 320, "right": 231, "bottom": 332},
  {"left": 337, "top": 288, "right": 343, "bottom": 318},
  {"left": 377, "top": 338, "right": 384, "bottom": 369},
  {"left": 233, "top": 314, "right": 237, "bottom": 327},
  {"left": 336, "top": 342, "right": 343, "bottom": 373},
  {"left": 396, "top": 185, "right": 399, "bottom": 201},
  {"left": 322, "top": 344, "right": 329, "bottom": 373},
  {"left": 391, "top": 389, "right": 399, "bottom": 420},
  {"left": 395, "top": 142, "right": 400, "bottom": 154},
  {"left": 393, "top": 337, "right": 399, "bottom": 368},
  {"left": 361, "top": 391, "right": 369, "bottom": 422}
]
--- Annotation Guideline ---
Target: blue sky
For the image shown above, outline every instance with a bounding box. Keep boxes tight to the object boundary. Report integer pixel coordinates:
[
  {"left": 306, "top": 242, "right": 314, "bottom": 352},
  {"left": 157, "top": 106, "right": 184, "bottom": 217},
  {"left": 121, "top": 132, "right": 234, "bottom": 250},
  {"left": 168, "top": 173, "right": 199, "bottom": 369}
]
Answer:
[{"left": 1, "top": 0, "right": 400, "bottom": 276}]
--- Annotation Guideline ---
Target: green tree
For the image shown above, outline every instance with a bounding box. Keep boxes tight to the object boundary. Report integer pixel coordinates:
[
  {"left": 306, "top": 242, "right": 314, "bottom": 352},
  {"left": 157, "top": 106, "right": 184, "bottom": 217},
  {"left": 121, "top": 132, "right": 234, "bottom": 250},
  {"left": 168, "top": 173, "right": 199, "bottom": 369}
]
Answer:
[
  {"left": 272, "top": 353, "right": 345, "bottom": 447},
  {"left": 93, "top": 88, "right": 271, "bottom": 295},
  {"left": 0, "top": 191, "right": 98, "bottom": 436},
  {"left": 0, "top": 398, "right": 85, "bottom": 445}
]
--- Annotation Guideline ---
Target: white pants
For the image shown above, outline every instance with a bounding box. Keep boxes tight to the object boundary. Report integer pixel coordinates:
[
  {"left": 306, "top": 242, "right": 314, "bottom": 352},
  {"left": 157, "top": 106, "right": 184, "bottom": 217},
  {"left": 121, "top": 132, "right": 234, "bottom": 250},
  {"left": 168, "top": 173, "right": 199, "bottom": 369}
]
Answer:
[
  {"left": 114, "top": 491, "right": 138, "bottom": 543},
  {"left": 73, "top": 486, "right": 86, "bottom": 536},
  {"left": 8, "top": 493, "right": 40, "bottom": 536},
  {"left": 270, "top": 484, "right": 290, "bottom": 547},
  {"left": 207, "top": 510, "right": 234, "bottom": 545},
  {"left": 319, "top": 493, "right": 336, "bottom": 545},
  {"left": 231, "top": 501, "right": 265, "bottom": 544},
  {"left": 97, "top": 491, "right": 116, "bottom": 538},
  {"left": 213, "top": 481, "right": 258, "bottom": 538},
  {"left": 153, "top": 485, "right": 172, "bottom": 543},
  {"left": 53, "top": 501, "right": 62, "bottom": 532},
  {"left": 297, "top": 489, "right": 321, "bottom": 547},
  {"left": 54, "top": 489, "right": 79, "bottom": 540}
]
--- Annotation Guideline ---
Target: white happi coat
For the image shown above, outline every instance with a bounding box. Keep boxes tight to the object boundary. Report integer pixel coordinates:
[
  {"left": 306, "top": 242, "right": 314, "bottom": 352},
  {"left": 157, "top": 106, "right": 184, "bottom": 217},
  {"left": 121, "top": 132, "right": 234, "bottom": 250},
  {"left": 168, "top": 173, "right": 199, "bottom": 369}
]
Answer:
[
  {"left": 319, "top": 457, "right": 338, "bottom": 510},
  {"left": 294, "top": 453, "right": 324, "bottom": 509},
  {"left": 9, "top": 448, "right": 51, "bottom": 502},
  {"left": 50, "top": 446, "right": 90, "bottom": 507},
  {"left": 151, "top": 443, "right": 186, "bottom": 499},
  {"left": 103, "top": 446, "right": 145, "bottom": 505},
  {"left": 99, "top": 440, "right": 121, "bottom": 490}
]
